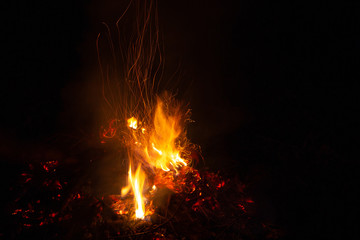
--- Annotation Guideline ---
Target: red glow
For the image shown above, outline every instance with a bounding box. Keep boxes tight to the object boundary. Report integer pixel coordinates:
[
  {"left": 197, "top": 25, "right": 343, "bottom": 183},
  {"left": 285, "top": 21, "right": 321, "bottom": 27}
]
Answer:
[
  {"left": 216, "top": 181, "right": 225, "bottom": 189},
  {"left": 238, "top": 204, "right": 246, "bottom": 213},
  {"left": 54, "top": 180, "right": 62, "bottom": 190},
  {"left": 12, "top": 209, "right": 22, "bottom": 215},
  {"left": 102, "top": 119, "right": 118, "bottom": 138}
]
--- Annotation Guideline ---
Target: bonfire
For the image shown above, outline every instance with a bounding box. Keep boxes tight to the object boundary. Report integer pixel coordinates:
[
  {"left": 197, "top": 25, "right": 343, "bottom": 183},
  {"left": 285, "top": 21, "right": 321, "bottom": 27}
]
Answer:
[{"left": 6, "top": 1, "right": 281, "bottom": 239}]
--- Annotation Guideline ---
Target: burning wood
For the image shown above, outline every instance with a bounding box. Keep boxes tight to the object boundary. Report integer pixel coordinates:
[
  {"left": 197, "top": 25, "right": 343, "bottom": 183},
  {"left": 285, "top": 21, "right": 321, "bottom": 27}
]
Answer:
[
  {"left": 103, "top": 96, "right": 194, "bottom": 220},
  {"left": 3, "top": 1, "right": 282, "bottom": 239}
]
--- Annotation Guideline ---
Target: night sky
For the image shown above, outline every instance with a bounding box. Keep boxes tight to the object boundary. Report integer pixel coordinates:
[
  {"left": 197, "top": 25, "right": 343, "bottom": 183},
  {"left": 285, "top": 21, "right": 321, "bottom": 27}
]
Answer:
[{"left": 1, "top": 0, "right": 359, "bottom": 239}]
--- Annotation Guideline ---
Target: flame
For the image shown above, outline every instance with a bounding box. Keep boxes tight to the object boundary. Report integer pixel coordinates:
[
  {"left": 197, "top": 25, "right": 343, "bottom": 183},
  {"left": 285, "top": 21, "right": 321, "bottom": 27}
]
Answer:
[
  {"left": 121, "top": 163, "right": 146, "bottom": 219},
  {"left": 150, "top": 100, "right": 187, "bottom": 171},
  {"left": 126, "top": 98, "right": 188, "bottom": 173},
  {"left": 97, "top": 1, "right": 195, "bottom": 220},
  {"left": 119, "top": 97, "right": 190, "bottom": 219}
]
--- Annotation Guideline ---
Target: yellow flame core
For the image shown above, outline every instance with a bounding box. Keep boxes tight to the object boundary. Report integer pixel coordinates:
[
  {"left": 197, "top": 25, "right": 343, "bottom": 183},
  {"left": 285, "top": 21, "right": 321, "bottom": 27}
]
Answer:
[{"left": 122, "top": 164, "right": 145, "bottom": 219}]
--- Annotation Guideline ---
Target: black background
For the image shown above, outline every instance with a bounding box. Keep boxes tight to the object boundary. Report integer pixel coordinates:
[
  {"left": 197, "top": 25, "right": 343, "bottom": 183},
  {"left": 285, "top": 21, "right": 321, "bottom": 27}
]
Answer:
[{"left": 1, "top": 0, "right": 359, "bottom": 239}]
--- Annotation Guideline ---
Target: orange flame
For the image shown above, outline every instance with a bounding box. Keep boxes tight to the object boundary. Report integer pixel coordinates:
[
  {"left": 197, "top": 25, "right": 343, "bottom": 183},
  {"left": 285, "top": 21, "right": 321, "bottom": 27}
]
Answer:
[
  {"left": 126, "top": 98, "right": 189, "bottom": 173},
  {"left": 97, "top": 1, "right": 193, "bottom": 220},
  {"left": 120, "top": 97, "right": 190, "bottom": 219}
]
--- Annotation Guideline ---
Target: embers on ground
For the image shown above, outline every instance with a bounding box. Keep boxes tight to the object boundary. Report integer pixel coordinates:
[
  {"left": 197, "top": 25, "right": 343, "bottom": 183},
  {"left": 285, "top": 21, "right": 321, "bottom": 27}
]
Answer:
[{"left": 3, "top": 157, "right": 282, "bottom": 239}]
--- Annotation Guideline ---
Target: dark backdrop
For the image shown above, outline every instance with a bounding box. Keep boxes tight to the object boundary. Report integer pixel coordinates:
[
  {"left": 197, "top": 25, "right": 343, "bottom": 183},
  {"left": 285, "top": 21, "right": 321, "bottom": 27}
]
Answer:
[{"left": 1, "top": 0, "right": 358, "bottom": 239}]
